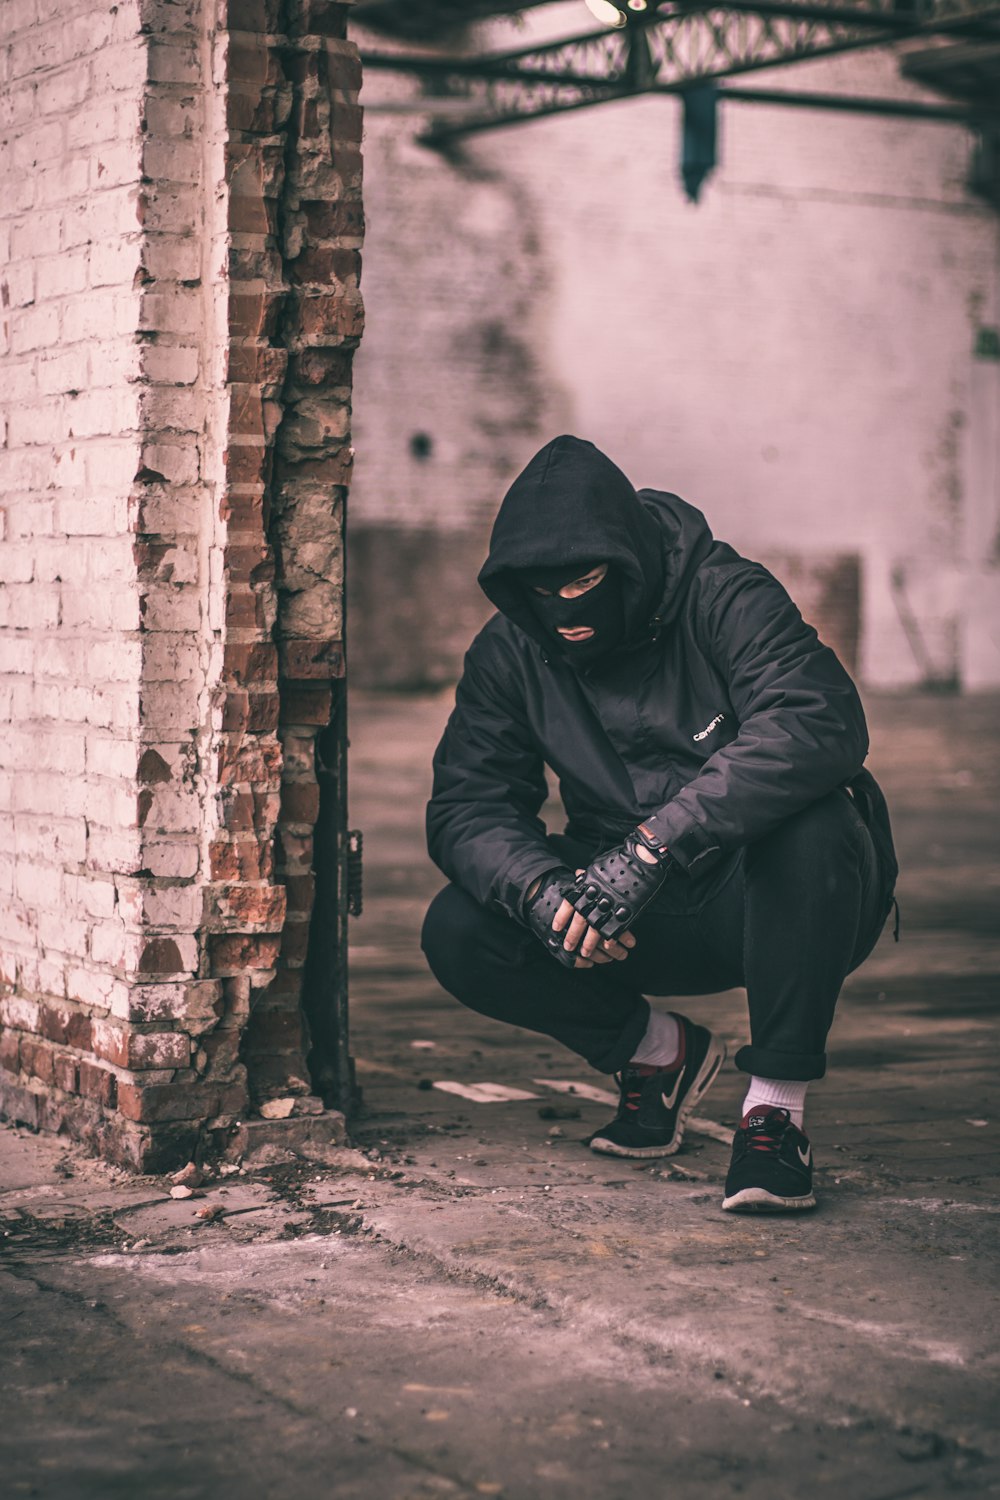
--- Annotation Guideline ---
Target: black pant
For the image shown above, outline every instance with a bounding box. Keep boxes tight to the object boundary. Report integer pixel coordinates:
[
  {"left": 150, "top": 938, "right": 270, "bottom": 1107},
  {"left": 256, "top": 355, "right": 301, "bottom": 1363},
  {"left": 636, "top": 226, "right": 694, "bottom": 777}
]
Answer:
[{"left": 421, "top": 791, "right": 890, "bottom": 1082}]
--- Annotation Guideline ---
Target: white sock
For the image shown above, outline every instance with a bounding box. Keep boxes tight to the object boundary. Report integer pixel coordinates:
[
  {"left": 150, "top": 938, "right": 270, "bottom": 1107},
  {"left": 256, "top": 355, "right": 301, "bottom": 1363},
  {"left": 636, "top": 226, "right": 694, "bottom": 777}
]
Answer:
[
  {"left": 742, "top": 1076, "right": 809, "bottom": 1130},
  {"left": 630, "top": 1009, "right": 682, "bottom": 1070}
]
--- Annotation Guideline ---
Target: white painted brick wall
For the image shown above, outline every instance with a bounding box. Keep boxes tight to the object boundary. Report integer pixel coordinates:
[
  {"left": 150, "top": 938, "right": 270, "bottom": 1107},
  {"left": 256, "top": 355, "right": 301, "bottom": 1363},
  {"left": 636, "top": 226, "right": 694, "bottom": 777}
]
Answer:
[
  {"left": 0, "top": 0, "right": 147, "bottom": 1010},
  {"left": 0, "top": 0, "right": 231, "bottom": 1122}
]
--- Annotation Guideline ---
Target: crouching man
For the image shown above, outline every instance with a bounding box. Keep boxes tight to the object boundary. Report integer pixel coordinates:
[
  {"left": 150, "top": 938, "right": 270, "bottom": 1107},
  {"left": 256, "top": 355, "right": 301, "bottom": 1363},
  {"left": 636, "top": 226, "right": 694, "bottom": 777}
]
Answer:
[{"left": 421, "top": 436, "right": 897, "bottom": 1212}]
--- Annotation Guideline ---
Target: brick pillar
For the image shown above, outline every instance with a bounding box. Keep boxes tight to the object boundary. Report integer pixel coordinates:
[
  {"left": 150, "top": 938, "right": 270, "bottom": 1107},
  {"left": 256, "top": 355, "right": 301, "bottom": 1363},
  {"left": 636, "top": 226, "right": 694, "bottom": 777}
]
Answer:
[
  {"left": 0, "top": 0, "right": 363, "bottom": 1169},
  {"left": 217, "top": 1, "right": 363, "bottom": 1109}
]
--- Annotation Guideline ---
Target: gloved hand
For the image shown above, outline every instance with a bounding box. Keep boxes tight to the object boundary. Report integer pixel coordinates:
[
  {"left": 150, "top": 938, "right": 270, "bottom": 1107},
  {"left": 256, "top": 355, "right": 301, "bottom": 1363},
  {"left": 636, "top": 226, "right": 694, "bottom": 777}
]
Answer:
[
  {"left": 568, "top": 824, "right": 672, "bottom": 941},
  {"left": 523, "top": 868, "right": 583, "bottom": 969}
]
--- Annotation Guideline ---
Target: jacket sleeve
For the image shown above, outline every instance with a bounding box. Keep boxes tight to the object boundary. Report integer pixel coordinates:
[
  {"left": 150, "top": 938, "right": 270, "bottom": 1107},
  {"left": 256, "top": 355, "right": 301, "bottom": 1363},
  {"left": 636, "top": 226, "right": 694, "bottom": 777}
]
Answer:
[
  {"left": 648, "top": 565, "right": 869, "bottom": 872},
  {"left": 426, "top": 642, "right": 564, "bottom": 918}
]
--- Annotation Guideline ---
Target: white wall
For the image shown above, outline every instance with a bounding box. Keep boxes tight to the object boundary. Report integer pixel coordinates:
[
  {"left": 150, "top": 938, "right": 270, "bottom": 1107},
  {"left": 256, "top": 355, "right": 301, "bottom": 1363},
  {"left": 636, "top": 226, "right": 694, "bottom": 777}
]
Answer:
[{"left": 352, "top": 9, "right": 1000, "bottom": 687}]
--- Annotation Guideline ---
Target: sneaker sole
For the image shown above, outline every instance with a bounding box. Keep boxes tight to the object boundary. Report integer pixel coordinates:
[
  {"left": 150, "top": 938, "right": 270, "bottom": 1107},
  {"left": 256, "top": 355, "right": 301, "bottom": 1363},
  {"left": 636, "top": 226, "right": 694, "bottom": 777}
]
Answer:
[
  {"left": 721, "top": 1186, "right": 817, "bottom": 1213},
  {"left": 590, "top": 1035, "right": 727, "bottom": 1159}
]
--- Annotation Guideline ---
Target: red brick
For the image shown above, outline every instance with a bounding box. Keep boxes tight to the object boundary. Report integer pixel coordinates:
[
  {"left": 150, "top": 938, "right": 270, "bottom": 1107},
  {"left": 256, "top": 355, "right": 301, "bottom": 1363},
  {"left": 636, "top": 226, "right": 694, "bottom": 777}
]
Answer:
[
  {"left": 278, "top": 918, "right": 310, "bottom": 964},
  {"left": 278, "top": 452, "right": 353, "bottom": 485},
  {"left": 288, "top": 347, "right": 354, "bottom": 389},
  {"left": 138, "top": 937, "right": 185, "bottom": 975},
  {"left": 0, "top": 1030, "right": 21, "bottom": 1075},
  {"left": 224, "top": 640, "right": 279, "bottom": 687},
  {"left": 221, "top": 492, "right": 266, "bottom": 534},
  {"left": 279, "top": 683, "right": 332, "bottom": 726},
  {"left": 331, "top": 101, "right": 363, "bottom": 144},
  {"left": 226, "top": 442, "right": 269, "bottom": 487},
  {"left": 279, "top": 638, "right": 344, "bottom": 681},
  {"left": 222, "top": 691, "right": 250, "bottom": 733},
  {"left": 227, "top": 41, "right": 284, "bottom": 86},
  {"left": 283, "top": 872, "right": 315, "bottom": 914},
  {"left": 294, "top": 288, "right": 364, "bottom": 343},
  {"left": 247, "top": 1057, "right": 311, "bottom": 1098},
  {"left": 208, "top": 932, "right": 281, "bottom": 974},
  {"left": 242, "top": 1005, "right": 305, "bottom": 1053},
  {"left": 230, "top": 292, "right": 281, "bottom": 341},
  {"left": 227, "top": 90, "right": 280, "bottom": 135},
  {"left": 295, "top": 4, "right": 352, "bottom": 43},
  {"left": 217, "top": 737, "right": 282, "bottom": 786},
  {"left": 221, "top": 785, "right": 279, "bottom": 833},
  {"left": 248, "top": 692, "right": 280, "bottom": 733},
  {"left": 279, "top": 781, "right": 319, "bottom": 825},
  {"left": 230, "top": 384, "right": 266, "bottom": 438},
  {"left": 79, "top": 1060, "right": 118, "bottom": 1109},
  {"left": 227, "top": 542, "right": 274, "bottom": 586},
  {"left": 214, "top": 884, "right": 286, "bottom": 927},
  {"left": 117, "top": 1080, "right": 216, "bottom": 1124},
  {"left": 225, "top": 587, "right": 268, "bottom": 630},
  {"left": 199, "top": 1027, "right": 243, "bottom": 1076},
  {"left": 227, "top": 343, "right": 287, "bottom": 387},
  {"left": 53, "top": 1052, "right": 79, "bottom": 1094},
  {"left": 133, "top": 539, "right": 173, "bottom": 578},
  {"left": 274, "top": 826, "right": 314, "bottom": 876},
  {"left": 302, "top": 199, "right": 364, "bottom": 241},
  {"left": 224, "top": 687, "right": 282, "bottom": 736},
  {"left": 288, "top": 245, "right": 360, "bottom": 287},
  {"left": 262, "top": 966, "right": 303, "bottom": 1002},
  {"left": 38, "top": 1002, "right": 92, "bottom": 1051},
  {"left": 93, "top": 1024, "right": 188, "bottom": 1071},
  {"left": 138, "top": 748, "right": 172, "bottom": 784},
  {"left": 210, "top": 837, "right": 274, "bottom": 882},
  {"left": 228, "top": 195, "right": 277, "bottom": 235}
]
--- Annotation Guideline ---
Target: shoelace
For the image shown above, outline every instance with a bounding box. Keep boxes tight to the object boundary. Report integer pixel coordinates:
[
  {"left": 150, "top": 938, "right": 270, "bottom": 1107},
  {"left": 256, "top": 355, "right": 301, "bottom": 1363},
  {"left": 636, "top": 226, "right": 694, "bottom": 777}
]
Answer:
[
  {"left": 742, "top": 1124, "right": 784, "bottom": 1156},
  {"left": 616, "top": 1071, "right": 645, "bottom": 1115}
]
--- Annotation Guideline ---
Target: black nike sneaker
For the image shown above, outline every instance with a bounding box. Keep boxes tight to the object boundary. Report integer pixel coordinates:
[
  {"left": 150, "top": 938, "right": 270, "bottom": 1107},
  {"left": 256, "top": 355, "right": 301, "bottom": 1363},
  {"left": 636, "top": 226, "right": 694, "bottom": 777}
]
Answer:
[
  {"left": 589, "top": 1015, "right": 726, "bottom": 1159},
  {"left": 722, "top": 1106, "right": 816, "bottom": 1212}
]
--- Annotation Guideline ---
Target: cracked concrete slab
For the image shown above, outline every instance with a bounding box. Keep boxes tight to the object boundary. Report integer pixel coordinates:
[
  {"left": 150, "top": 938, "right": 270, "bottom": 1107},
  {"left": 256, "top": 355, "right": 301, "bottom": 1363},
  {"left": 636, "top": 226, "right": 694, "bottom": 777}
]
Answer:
[{"left": 1, "top": 690, "right": 998, "bottom": 1497}]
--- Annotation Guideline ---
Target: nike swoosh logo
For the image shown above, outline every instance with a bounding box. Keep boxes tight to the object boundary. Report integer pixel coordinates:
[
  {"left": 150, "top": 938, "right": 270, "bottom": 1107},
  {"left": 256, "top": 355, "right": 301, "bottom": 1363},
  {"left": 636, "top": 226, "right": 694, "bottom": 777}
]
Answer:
[
  {"left": 797, "top": 1144, "right": 812, "bottom": 1167},
  {"left": 661, "top": 1067, "right": 686, "bottom": 1112}
]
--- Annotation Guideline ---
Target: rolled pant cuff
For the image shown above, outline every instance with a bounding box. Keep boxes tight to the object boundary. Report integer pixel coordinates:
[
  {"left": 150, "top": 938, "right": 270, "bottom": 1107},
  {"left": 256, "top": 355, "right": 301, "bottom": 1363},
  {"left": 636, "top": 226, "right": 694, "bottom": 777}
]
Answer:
[
  {"left": 596, "top": 999, "right": 652, "bottom": 1075},
  {"left": 734, "top": 1044, "right": 827, "bottom": 1082}
]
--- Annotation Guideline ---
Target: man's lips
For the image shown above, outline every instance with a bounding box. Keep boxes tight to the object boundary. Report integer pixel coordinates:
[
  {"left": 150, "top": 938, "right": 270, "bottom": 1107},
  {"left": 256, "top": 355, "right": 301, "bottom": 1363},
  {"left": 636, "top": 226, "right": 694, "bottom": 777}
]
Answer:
[{"left": 558, "top": 627, "right": 594, "bottom": 641}]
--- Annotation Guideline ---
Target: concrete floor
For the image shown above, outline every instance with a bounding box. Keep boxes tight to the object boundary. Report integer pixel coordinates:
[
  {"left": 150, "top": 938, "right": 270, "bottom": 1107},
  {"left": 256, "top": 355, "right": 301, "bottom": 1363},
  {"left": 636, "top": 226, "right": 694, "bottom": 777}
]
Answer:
[{"left": 2, "top": 689, "right": 999, "bottom": 1499}]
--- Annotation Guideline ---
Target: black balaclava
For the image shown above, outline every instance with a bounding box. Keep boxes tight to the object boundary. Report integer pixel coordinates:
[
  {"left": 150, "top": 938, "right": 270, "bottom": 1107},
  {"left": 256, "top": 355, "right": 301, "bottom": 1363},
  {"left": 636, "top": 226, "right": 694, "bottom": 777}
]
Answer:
[
  {"left": 518, "top": 559, "right": 627, "bottom": 665},
  {"left": 479, "top": 437, "right": 716, "bottom": 666}
]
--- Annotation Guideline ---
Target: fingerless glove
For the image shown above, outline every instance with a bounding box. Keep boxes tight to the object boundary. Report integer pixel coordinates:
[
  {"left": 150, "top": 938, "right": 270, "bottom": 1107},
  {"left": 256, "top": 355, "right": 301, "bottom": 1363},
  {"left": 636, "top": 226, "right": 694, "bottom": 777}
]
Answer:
[
  {"left": 569, "top": 826, "right": 672, "bottom": 940},
  {"left": 523, "top": 868, "right": 581, "bottom": 969}
]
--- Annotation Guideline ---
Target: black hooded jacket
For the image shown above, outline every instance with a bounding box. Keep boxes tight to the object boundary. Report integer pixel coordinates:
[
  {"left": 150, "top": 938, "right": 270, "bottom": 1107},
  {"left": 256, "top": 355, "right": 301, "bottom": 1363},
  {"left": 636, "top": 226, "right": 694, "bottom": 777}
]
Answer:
[{"left": 427, "top": 436, "right": 895, "bottom": 920}]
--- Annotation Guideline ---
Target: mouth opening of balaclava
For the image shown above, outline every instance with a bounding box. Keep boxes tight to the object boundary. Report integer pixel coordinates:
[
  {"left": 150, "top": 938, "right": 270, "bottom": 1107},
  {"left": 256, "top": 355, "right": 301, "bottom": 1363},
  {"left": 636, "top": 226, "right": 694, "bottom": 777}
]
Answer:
[{"left": 518, "top": 560, "right": 626, "bottom": 664}]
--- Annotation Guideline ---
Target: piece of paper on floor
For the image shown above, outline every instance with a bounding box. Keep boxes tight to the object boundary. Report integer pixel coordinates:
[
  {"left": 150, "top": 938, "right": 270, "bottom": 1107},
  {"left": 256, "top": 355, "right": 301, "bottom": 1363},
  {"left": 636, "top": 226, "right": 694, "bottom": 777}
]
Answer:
[{"left": 433, "top": 1081, "right": 540, "bottom": 1103}]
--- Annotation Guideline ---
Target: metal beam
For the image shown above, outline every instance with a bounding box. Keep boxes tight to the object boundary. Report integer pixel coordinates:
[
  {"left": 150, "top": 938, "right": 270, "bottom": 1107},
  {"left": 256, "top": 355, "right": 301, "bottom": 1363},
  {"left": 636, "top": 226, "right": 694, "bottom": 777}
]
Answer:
[
  {"left": 719, "top": 81, "right": 999, "bottom": 117},
  {"left": 357, "top": 0, "right": 1000, "bottom": 145}
]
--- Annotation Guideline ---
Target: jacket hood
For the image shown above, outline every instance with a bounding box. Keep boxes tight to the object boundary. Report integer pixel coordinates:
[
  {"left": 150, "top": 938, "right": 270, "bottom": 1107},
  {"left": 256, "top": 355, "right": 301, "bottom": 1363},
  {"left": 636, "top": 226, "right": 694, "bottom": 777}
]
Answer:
[{"left": 478, "top": 435, "right": 715, "bottom": 651}]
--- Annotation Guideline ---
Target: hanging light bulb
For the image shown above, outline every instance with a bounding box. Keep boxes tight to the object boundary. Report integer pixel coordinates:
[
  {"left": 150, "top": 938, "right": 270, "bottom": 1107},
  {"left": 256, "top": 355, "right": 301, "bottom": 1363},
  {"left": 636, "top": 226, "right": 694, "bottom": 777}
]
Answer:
[{"left": 584, "top": 0, "right": 628, "bottom": 26}]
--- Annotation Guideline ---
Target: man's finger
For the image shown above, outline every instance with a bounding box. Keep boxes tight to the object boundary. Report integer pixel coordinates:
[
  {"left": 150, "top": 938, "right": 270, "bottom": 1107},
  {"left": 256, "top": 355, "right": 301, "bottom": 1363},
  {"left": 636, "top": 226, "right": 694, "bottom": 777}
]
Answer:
[
  {"left": 551, "top": 898, "right": 575, "bottom": 934},
  {"left": 573, "top": 954, "right": 595, "bottom": 969},
  {"left": 579, "top": 923, "right": 603, "bottom": 959},
  {"left": 562, "top": 911, "right": 590, "bottom": 952},
  {"left": 587, "top": 949, "right": 613, "bottom": 965}
]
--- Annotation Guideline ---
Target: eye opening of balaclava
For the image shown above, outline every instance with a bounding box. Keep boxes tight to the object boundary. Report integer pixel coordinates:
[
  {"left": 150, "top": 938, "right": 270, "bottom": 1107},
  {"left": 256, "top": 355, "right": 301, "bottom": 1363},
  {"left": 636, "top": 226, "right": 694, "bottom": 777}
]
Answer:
[{"left": 517, "top": 559, "right": 626, "bottom": 664}]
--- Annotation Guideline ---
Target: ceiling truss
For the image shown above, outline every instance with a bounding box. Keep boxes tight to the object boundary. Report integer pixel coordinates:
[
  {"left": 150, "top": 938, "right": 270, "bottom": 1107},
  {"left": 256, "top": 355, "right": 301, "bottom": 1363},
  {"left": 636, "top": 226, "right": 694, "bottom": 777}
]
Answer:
[{"left": 358, "top": 0, "right": 1000, "bottom": 145}]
